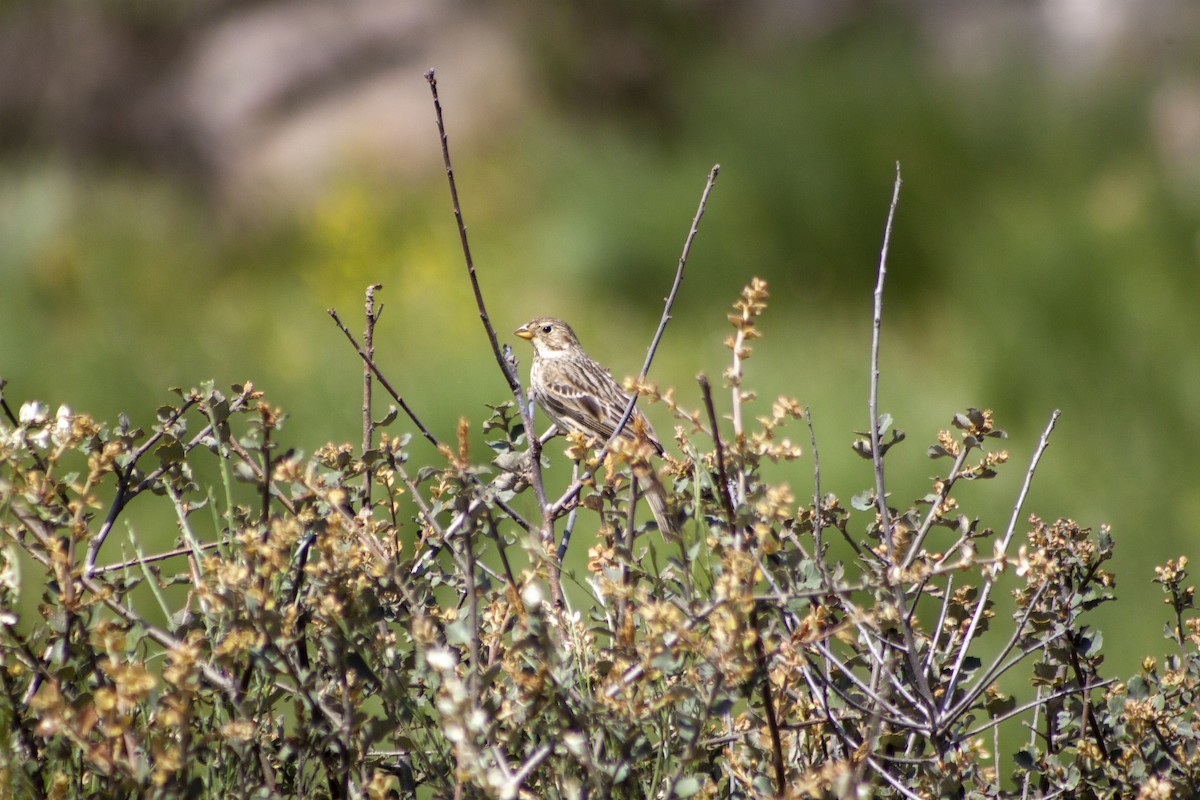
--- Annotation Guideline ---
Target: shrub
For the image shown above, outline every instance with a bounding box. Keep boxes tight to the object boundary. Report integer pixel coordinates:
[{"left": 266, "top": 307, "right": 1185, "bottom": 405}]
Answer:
[
  {"left": 4, "top": 266, "right": 1199, "bottom": 798},
  {"left": 2, "top": 84, "right": 1198, "bottom": 798}
]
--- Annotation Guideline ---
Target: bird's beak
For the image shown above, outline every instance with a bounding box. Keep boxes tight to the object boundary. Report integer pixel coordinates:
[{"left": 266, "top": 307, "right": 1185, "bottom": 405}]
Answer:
[{"left": 514, "top": 324, "right": 533, "bottom": 340}]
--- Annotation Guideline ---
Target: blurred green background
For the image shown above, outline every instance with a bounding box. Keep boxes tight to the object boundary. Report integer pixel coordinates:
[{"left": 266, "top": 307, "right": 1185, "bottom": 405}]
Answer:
[{"left": 2, "top": 0, "right": 1199, "bottom": 731}]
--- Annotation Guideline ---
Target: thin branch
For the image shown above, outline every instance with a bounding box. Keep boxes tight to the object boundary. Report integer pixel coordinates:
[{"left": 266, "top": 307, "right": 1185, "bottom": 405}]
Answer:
[
  {"left": 258, "top": 406, "right": 273, "bottom": 527},
  {"left": 614, "top": 163, "right": 722, "bottom": 446},
  {"left": 83, "top": 395, "right": 203, "bottom": 575},
  {"left": 91, "top": 541, "right": 222, "bottom": 575},
  {"left": 806, "top": 644, "right": 923, "bottom": 729},
  {"left": 804, "top": 407, "right": 832, "bottom": 575},
  {"left": 799, "top": 663, "right": 861, "bottom": 758},
  {"left": 942, "top": 581, "right": 1052, "bottom": 721},
  {"left": 999, "top": 410, "right": 1061, "bottom": 556},
  {"left": 362, "top": 284, "right": 383, "bottom": 506},
  {"left": 868, "top": 163, "right": 902, "bottom": 558},
  {"left": 901, "top": 443, "right": 972, "bottom": 569},
  {"left": 547, "top": 165, "right": 720, "bottom": 519},
  {"left": 638, "top": 163, "right": 719, "bottom": 382},
  {"left": 962, "top": 680, "right": 1116, "bottom": 741},
  {"left": 941, "top": 409, "right": 1061, "bottom": 712},
  {"left": 425, "top": 70, "right": 520, "bottom": 396},
  {"left": 750, "top": 605, "right": 786, "bottom": 795},
  {"left": 697, "top": 375, "right": 735, "bottom": 533},
  {"left": 923, "top": 574, "right": 955, "bottom": 675},
  {"left": 857, "top": 163, "right": 949, "bottom": 753},
  {"left": 506, "top": 743, "right": 552, "bottom": 795},
  {"left": 1022, "top": 687, "right": 1043, "bottom": 800},
  {"left": 329, "top": 309, "right": 440, "bottom": 448},
  {"left": 867, "top": 755, "right": 927, "bottom": 800},
  {"left": 463, "top": 501, "right": 481, "bottom": 708},
  {"left": 423, "top": 71, "right": 557, "bottom": 603}
]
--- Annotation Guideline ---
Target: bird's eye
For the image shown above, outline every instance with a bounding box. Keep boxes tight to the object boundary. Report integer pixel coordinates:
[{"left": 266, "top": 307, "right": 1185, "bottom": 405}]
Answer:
[{"left": 541, "top": 325, "right": 552, "bottom": 333}]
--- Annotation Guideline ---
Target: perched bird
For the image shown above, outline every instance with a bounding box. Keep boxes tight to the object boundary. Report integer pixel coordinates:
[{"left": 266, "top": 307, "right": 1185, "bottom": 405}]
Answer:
[{"left": 514, "top": 317, "right": 677, "bottom": 536}]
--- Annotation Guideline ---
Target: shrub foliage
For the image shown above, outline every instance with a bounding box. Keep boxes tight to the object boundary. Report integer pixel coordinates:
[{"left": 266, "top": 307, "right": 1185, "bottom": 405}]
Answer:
[
  {"left": 1, "top": 273, "right": 1198, "bottom": 799},
  {"left": 2, "top": 127, "right": 1199, "bottom": 798}
]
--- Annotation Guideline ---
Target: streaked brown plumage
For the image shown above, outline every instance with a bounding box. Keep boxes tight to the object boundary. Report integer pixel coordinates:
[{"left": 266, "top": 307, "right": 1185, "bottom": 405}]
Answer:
[{"left": 515, "top": 317, "right": 676, "bottom": 536}]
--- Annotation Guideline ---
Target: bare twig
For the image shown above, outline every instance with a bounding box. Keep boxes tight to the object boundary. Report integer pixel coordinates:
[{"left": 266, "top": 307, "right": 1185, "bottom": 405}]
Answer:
[
  {"left": 84, "top": 392, "right": 225, "bottom": 576},
  {"left": 425, "top": 70, "right": 520, "bottom": 396},
  {"left": 963, "top": 679, "right": 1116, "bottom": 741},
  {"left": 423, "top": 70, "right": 558, "bottom": 601},
  {"left": 258, "top": 405, "right": 273, "bottom": 526},
  {"left": 697, "top": 375, "right": 735, "bottom": 534},
  {"left": 868, "top": 755, "right": 926, "bottom": 800},
  {"left": 362, "top": 284, "right": 383, "bottom": 506},
  {"left": 329, "top": 309, "right": 440, "bottom": 448},
  {"left": 556, "top": 463, "right": 581, "bottom": 562},
  {"left": 547, "top": 165, "right": 720, "bottom": 519},
  {"left": 941, "top": 410, "right": 1061, "bottom": 714},
  {"left": 943, "top": 582, "right": 1053, "bottom": 721},
  {"left": 857, "top": 165, "right": 944, "bottom": 752},
  {"left": 868, "top": 163, "right": 902, "bottom": 558},
  {"left": 804, "top": 406, "right": 844, "bottom": 580},
  {"left": 901, "top": 443, "right": 972, "bottom": 569},
  {"left": 506, "top": 743, "right": 552, "bottom": 795},
  {"left": 639, "top": 164, "right": 719, "bottom": 381},
  {"left": 92, "top": 541, "right": 222, "bottom": 575},
  {"left": 750, "top": 605, "right": 786, "bottom": 795},
  {"left": 999, "top": 410, "right": 1061, "bottom": 557},
  {"left": 463, "top": 499, "right": 481, "bottom": 707},
  {"left": 807, "top": 644, "right": 922, "bottom": 729}
]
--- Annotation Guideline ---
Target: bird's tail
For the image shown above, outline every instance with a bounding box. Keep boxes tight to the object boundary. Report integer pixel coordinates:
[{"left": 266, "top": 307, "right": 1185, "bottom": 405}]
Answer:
[{"left": 637, "top": 469, "right": 679, "bottom": 540}]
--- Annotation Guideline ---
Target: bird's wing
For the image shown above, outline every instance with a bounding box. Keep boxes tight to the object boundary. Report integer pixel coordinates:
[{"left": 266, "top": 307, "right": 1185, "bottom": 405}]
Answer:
[
  {"left": 539, "top": 376, "right": 613, "bottom": 440},
  {"left": 541, "top": 364, "right": 664, "bottom": 456}
]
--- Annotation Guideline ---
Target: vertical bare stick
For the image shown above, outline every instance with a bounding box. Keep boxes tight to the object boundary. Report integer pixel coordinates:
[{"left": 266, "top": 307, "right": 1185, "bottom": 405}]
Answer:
[
  {"left": 362, "top": 284, "right": 383, "bottom": 507},
  {"left": 549, "top": 165, "right": 720, "bottom": 520},
  {"left": 862, "top": 164, "right": 943, "bottom": 746},
  {"left": 805, "top": 407, "right": 841, "bottom": 581},
  {"left": 599, "top": 164, "right": 720, "bottom": 468},
  {"left": 697, "top": 375, "right": 735, "bottom": 535},
  {"left": 425, "top": 70, "right": 554, "bottom": 600},
  {"left": 751, "top": 604, "right": 786, "bottom": 795},
  {"left": 329, "top": 309, "right": 441, "bottom": 448},
  {"left": 425, "top": 71, "right": 519, "bottom": 396},
  {"left": 869, "top": 163, "right": 903, "bottom": 557},
  {"left": 637, "top": 164, "right": 719, "bottom": 382},
  {"left": 464, "top": 510, "right": 480, "bottom": 708},
  {"left": 998, "top": 409, "right": 1061, "bottom": 555},
  {"left": 556, "top": 463, "right": 581, "bottom": 562},
  {"left": 259, "top": 406, "right": 272, "bottom": 526}
]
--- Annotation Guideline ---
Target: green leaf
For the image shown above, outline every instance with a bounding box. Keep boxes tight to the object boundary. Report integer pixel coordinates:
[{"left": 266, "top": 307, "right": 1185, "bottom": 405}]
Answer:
[
  {"left": 445, "top": 617, "right": 471, "bottom": 646},
  {"left": 850, "top": 490, "right": 875, "bottom": 511},
  {"left": 377, "top": 405, "right": 399, "bottom": 427},
  {"left": 156, "top": 436, "right": 184, "bottom": 467}
]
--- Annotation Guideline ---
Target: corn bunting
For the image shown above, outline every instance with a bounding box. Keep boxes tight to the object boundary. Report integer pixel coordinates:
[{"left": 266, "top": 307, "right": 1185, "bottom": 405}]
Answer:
[{"left": 515, "top": 317, "right": 677, "bottom": 536}]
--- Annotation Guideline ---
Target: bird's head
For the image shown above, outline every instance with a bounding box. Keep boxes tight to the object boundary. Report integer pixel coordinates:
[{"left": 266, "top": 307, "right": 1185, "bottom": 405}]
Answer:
[{"left": 514, "top": 317, "right": 581, "bottom": 358}]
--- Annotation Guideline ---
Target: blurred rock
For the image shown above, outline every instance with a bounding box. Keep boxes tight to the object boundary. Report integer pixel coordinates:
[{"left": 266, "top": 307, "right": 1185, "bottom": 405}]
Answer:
[
  {"left": 0, "top": 0, "right": 529, "bottom": 214},
  {"left": 1, "top": 0, "right": 1197, "bottom": 212},
  {"left": 166, "top": 0, "right": 528, "bottom": 211}
]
